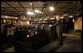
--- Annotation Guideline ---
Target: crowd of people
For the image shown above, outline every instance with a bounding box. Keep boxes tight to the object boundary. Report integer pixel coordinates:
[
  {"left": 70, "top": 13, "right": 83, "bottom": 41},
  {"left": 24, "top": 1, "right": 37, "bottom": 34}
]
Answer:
[
  {"left": 1, "top": 16, "right": 65, "bottom": 47},
  {"left": 1, "top": 22, "right": 55, "bottom": 36},
  {"left": 1, "top": 22, "right": 57, "bottom": 45}
]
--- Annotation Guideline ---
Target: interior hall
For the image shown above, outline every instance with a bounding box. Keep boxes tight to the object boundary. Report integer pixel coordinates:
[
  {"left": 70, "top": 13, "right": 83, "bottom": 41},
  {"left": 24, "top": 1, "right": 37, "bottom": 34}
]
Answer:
[{"left": 1, "top": 1, "right": 82, "bottom": 52}]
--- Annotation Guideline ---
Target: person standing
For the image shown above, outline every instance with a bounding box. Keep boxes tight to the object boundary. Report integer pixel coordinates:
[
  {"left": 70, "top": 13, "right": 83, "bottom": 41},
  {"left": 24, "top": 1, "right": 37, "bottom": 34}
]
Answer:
[
  {"left": 53, "top": 15, "right": 63, "bottom": 46},
  {"left": 1, "top": 23, "right": 5, "bottom": 34},
  {"left": 1, "top": 23, "right": 7, "bottom": 44},
  {"left": 7, "top": 24, "right": 14, "bottom": 47},
  {"left": 44, "top": 24, "right": 53, "bottom": 42}
]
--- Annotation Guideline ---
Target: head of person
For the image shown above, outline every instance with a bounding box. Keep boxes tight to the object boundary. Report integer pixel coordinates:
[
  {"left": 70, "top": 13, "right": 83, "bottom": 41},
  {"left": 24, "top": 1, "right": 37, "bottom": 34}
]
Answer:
[{"left": 56, "top": 15, "right": 60, "bottom": 21}]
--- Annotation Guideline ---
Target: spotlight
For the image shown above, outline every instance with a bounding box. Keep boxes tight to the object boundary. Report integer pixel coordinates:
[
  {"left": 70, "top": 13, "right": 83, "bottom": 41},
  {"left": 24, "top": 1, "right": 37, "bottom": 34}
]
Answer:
[
  {"left": 69, "top": 15, "right": 73, "bottom": 18},
  {"left": 27, "top": 11, "right": 35, "bottom": 15},
  {"left": 35, "top": 9, "right": 42, "bottom": 13},
  {"left": 49, "top": 6, "right": 54, "bottom": 11}
]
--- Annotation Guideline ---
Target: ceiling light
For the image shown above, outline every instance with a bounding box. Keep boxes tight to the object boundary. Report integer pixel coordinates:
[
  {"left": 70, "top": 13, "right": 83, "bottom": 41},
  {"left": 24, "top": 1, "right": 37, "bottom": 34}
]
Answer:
[
  {"left": 39, "top": 19, "right": 42, "bottom": 21},
  {"left": 30, "top": 2, "right": 32, "bottom": 5},
  {"left": 63, "top": 14, "right": 68, "bottom": 16},
  {"left": 44, "top": 18, "right": 47, "bottom": 20},
  {"left": 49, "top": 6, "right": 54, "bottom": 11},
  {"left": 60, "top": 17, "right": 64, "bottom": 19},
  {"left": 27, "top": 11, "right": 35, "bottom": 15},
  {"left": 69, "top": 15, "right": 73, "bottom": 18},
  {"left": 5, "top": 16, "right": 8, "bottom": 18},
  {"left": 35, "top": 10, "right": 42, "bottom": 13},
  {"left": 51, "top": 18, "right": 55, "bottom": 20},
  {"left": 27, "top": 21, "right": 30, "bottom": 24}
]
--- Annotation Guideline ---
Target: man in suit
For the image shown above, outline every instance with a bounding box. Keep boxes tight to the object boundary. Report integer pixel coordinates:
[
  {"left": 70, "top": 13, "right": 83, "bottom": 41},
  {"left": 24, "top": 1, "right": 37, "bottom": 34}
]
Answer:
[{"left": 53, "top": 15, "right": 63, "bottom": 46}]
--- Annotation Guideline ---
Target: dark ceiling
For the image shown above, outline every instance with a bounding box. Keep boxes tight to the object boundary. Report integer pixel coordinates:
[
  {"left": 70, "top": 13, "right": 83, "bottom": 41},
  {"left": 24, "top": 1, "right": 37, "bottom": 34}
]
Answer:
[{"left": 1, "top": 1, "right": 82, "bottom": 20}]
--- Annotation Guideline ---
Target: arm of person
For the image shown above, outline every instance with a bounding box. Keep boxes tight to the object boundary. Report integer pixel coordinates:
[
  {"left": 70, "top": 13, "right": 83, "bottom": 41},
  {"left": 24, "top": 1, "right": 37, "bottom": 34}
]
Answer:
[{"left": 52, "top": 20, "right": 60, "bottom": 27}]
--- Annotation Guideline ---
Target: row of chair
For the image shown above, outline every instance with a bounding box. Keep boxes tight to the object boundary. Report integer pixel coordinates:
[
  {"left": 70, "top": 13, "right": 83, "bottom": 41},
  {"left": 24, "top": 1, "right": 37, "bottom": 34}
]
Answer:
[{"left": 15, "top": 30, "right": 51, "bottom": 52}]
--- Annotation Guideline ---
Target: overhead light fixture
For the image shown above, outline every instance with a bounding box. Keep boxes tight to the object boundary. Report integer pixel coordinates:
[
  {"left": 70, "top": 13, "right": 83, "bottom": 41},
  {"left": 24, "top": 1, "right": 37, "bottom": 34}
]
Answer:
[
  {"left": 44, "top": 18, "right": 47, "bottom": 20},
  {"left": 30, "top": 2, "right": 33, "bottom": 5},
  {"left": 51, "top": 18, "right": 55, "bottom": 20},
  {"left": 35, "top": 9, "right": 42, "bottom": 13},
  {"left": 39, "top": 19, "right": 42, "bottom": 21},
  {"left": 5, "top": 16, "right": 8, "bottom": 18},
  {"left": 63, "top": 14, "right": 68, "bottom": 16},
  {"left": 27, "top": 21, "right": 30, "bottom": 24},
  {"left": 49, "top": 6, "right": 54, "bottom": 11},
  {"left": 49, "top": 24, "right": 52, "bottom": 27},
  {"left": 69, "top": 15, "right": 73, "bottom": 18},
  {"left": 60, "top": 17, "right": 64, "bottom": 19},
  {"left": 27, "top": 11, "right": 35, "bottom": 15}
]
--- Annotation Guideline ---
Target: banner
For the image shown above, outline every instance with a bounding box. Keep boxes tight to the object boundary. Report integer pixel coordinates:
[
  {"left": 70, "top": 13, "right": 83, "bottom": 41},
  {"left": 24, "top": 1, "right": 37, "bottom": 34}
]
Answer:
[{"left": 74, "top": 17, "right": 82, "bottom": 31}]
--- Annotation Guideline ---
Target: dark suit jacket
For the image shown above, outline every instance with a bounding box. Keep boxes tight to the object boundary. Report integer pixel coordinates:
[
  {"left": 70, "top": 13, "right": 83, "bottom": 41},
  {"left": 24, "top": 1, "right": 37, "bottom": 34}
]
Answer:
[{"left": 53, "top": 20, "right": 63, "bottom": 33}]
